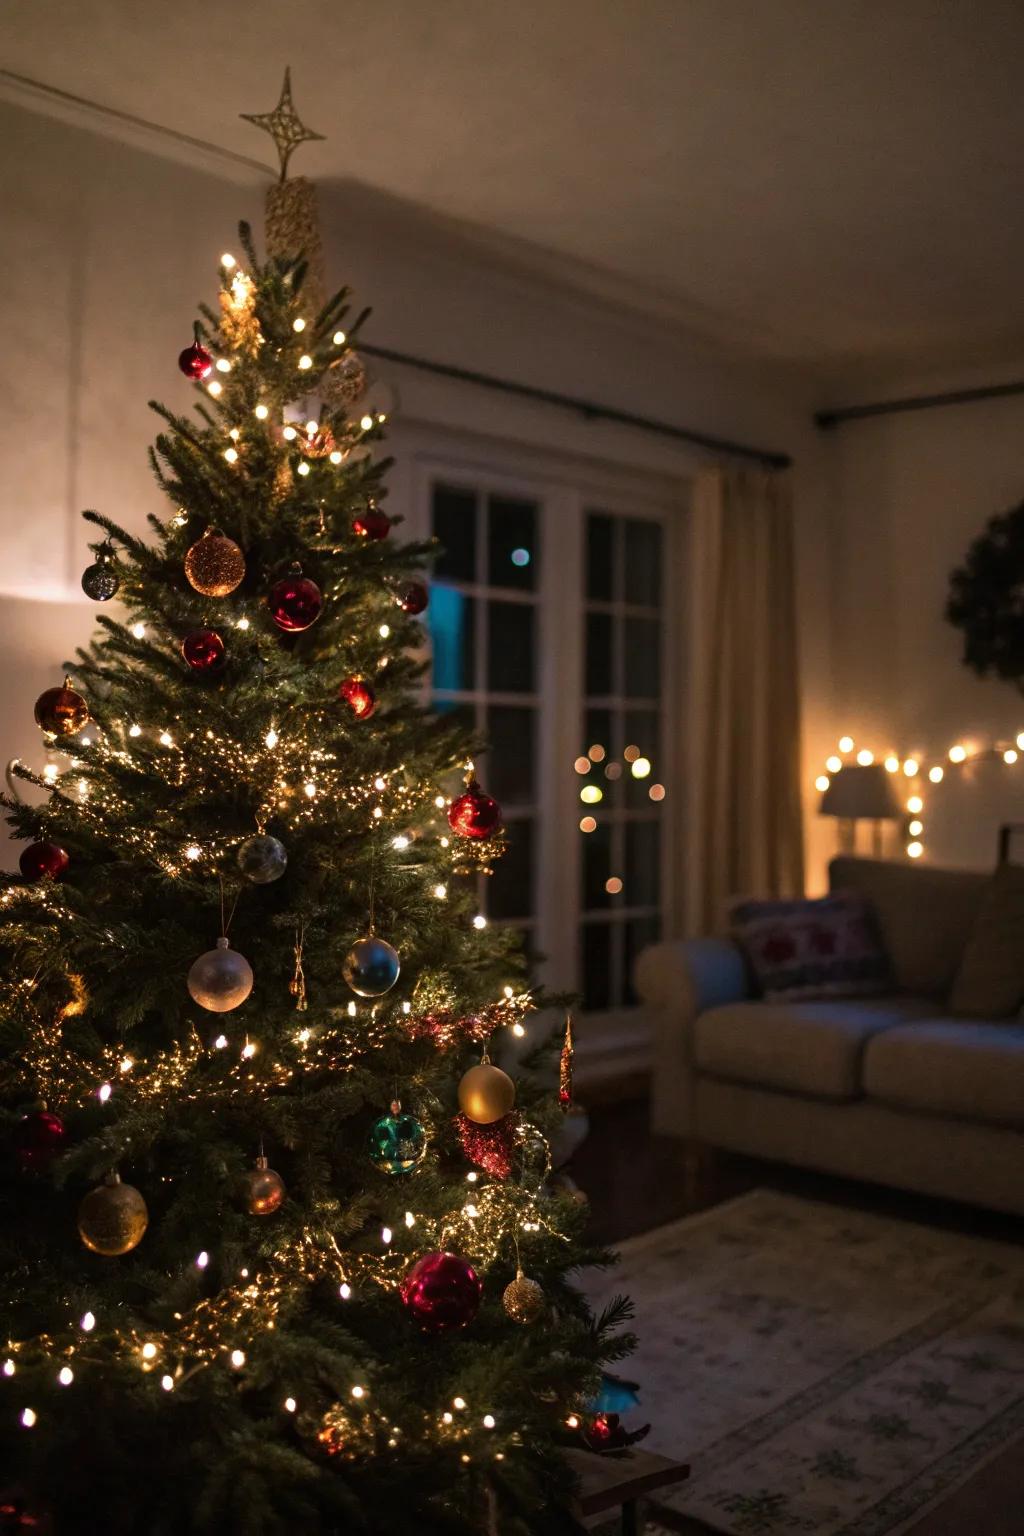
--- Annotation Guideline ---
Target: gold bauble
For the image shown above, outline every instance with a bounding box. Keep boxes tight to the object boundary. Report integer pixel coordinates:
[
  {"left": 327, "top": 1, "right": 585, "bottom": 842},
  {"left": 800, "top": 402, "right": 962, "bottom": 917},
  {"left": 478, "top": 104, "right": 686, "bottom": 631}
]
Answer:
[
  {"left": 239, "top": 1155, "right": 286, "bottom": 1216},
  {"left": 34, "top": 676, "right": 89, "bottom": 738},
  {"left": 184, "top": 529, "right": 246, "bottom": 597},
  {"left": 78, "top": 1172, "right": 148, "bottom": 1256},
  {"left": 457, "top": 1062, "right": 516, "bottom": 1125},
  {"left": 502, "top": 1270, "right": 545, "bottom": 1325}
]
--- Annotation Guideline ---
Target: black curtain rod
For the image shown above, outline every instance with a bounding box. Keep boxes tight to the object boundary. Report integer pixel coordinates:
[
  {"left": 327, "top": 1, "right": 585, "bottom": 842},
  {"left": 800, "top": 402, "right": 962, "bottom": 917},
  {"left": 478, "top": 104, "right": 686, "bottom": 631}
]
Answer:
[
  {"left": 358, "top": 341, "right": 792, "bottom": 470},
  {"left": 815, "top": 377, "right": 1024, "bottom": 430}
]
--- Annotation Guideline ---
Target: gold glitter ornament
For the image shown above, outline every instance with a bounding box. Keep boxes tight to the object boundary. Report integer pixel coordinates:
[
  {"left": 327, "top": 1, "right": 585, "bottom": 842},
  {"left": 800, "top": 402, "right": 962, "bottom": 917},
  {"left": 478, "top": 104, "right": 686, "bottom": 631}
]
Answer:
[
  {"left": 502, "top": 1269, "right": 545, "bottom": 1324},
  {"left": 184, "top": 529, "right": 246, "bottom": 597},
  {"left": 219, "top": 269, "right": 260, "bottom": 352},
  {"left": 78, "top": 1171, "right": 149, "bottom": 1256}
]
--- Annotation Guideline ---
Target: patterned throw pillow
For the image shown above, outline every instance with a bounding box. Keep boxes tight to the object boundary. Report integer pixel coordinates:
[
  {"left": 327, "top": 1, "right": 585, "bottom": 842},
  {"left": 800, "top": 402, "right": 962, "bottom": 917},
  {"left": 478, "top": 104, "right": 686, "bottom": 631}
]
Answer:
[{"left": 729, "top": 891, "right": 891, "bottom": 1001}]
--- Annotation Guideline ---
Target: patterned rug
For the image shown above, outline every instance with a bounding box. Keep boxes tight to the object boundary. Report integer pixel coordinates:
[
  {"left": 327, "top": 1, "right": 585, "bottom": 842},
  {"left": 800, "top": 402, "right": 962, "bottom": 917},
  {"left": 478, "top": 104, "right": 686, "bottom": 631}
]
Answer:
[{"left": 585, "top": 1190, "right": 1024, "bottom": 1535}]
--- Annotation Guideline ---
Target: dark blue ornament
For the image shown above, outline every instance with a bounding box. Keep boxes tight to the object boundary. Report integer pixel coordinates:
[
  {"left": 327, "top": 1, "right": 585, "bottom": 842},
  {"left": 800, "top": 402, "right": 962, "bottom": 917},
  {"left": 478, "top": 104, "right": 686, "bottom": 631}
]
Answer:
[
  {"left": 343, "top": 934, "right": 400, "bottom": 997},
  {"left": 236, "top": 833, "right": 288, "bottom": 884},
  {"left": 368, "top": 1102, "right": 426, "bottom": 1175}
]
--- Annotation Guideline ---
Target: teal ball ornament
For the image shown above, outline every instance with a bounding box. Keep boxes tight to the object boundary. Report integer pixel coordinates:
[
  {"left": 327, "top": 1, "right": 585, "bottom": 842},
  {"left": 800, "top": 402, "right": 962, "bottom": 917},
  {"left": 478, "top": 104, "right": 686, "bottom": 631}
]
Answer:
[
  {"left": 343, "top": 935, "right": 400, "bottom": 998},
  {"left": 368, "top": 1101, "right": 426, "bottom": 1175},
  {"left": 236, "top": 833, "right": 288, "bottom": 884}
]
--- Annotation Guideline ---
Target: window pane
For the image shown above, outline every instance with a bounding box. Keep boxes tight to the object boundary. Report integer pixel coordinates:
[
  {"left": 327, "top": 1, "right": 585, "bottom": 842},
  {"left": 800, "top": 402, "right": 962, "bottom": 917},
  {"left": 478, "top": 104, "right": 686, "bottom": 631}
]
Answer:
[
  {"left": 432, "top": 485, "right": 477, "bottom": 583},
  {"left": 485, "top": 705, "right": 536, "bottom": 806},
  {"left": 624, "top": 820, "right": 660, "bottom": 908},
  {"left": 624, "top": 916, "right": 662, "bottom": 1005},
  {"left": 487, "top": 602, "right": 535, "bottom": 693},
  {"left": 431, "top": 587, "right": 475, "bottom": 693},
  {"left": 488, "top": 496, "right": 538, "bottom": 591},
  {"left": 584, "top": 708, "right": 614, "bottom": 763},
  {"left": 586, "top": 513, "right": 615, "bottom": 601},
  {"left": 582, "top": 921, "right": 615, "bottom": 1011},
  {"left": 623, "top": 616, "right": 660, "bottom": 700},
  {"left": 624, "top": 519, "right": 662, "bottom": 607},
  {"left": 489, "top": 819, "right": 533, "bottom": 921},
  {"left": 585, "top": 611, "right": 614, "bottom": 697},
  {"left": 582, "top": 819, "right": 612, "bottom": 910}
]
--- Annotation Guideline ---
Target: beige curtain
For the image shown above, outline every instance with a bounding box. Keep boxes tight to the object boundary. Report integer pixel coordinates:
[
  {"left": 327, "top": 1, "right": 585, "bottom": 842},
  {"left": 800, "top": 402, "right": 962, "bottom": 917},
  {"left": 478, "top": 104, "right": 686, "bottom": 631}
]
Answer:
[{"left": 679, "top": 466, "right": 805, "bottom": 935}]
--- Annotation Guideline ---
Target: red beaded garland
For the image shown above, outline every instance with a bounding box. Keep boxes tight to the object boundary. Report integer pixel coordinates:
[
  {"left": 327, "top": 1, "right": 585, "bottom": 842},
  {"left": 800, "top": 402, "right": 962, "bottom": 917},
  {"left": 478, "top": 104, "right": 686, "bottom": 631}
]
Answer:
[
  {"left": 352, "top": 506, "right": 390, "bottom": 541},
  {"left": 19, "top": 842, "right": 70, "bottom": 882},
  {"left": 178, "top": 341, "right": 213, "bottom": 380},
  {"left": 401, "top": 1251, "right": 482, "bottom": 1331},
  {"left": 181, "top": 629, "right": 226, "bottom": 672},
  {"left": 268, "top": 573, "right": 323, "bottom": 633},
  {"left": 447, "top": 779, "right": 502, "bottom": 840},
  {"left": 338, "top": 677, "right": 376, "bottom": 719},
  {"left": 396, "top": 581, "right": 429, "bottom": 615},
  {"left": 13, "top": 1109, "right": 67, "bottom": 1174}
]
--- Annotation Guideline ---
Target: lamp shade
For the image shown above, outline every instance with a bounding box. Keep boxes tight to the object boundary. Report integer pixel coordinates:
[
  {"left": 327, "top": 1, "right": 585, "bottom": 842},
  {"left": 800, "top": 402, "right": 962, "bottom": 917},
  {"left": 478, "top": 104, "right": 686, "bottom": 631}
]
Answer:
[{"left": 819, "top": 763, "right": 902, "bottom": 821}]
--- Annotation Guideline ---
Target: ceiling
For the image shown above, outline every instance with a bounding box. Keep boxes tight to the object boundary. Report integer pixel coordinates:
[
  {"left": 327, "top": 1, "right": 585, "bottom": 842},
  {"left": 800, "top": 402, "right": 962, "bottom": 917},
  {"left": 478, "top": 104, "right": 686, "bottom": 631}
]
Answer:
[{"left": 5, "top": 0, "right": 1024, "bottom": 382}]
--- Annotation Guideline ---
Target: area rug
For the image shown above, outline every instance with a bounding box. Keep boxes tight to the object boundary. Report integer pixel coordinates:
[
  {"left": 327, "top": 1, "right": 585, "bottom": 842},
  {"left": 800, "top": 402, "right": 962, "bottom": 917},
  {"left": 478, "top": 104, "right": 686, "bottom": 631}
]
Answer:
[{"left": 585, "top": 1189, "right": 1024, "bottom": 1535}]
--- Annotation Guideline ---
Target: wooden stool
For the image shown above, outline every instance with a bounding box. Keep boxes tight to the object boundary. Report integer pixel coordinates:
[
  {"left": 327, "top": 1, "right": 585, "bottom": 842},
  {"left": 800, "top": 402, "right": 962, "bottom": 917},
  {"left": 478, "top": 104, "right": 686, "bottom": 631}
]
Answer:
[{"left": 567, "top": 1447, "right": 690, "bottom": 1534}]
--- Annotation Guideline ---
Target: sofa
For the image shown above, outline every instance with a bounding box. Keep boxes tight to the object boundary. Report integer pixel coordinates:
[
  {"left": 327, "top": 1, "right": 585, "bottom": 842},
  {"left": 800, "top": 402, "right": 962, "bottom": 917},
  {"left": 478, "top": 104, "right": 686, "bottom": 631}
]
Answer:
[{"left": 634, "top": 855, "right": 1024, "bottom": 1216}]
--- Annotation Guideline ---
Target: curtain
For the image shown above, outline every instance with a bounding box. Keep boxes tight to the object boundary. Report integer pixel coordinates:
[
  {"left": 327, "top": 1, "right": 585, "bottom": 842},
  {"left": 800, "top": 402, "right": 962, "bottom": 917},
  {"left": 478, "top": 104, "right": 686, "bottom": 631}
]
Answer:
[{"left": 679, "top": 466, "right": 805, "bottom": 935}]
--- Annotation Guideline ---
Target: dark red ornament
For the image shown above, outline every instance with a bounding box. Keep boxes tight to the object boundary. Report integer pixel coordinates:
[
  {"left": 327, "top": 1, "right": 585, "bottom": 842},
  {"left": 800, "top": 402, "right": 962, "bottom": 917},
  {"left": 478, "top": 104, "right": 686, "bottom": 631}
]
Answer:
[
  {"left": 338, "top": 677, "right": 376, "bottom": 719},
  {"left": 396, "top": 581, "right": 428, "bottom": 615},
  {"left": 447, "top": 779, "right": 502, "bottom": 840},
  {"left": 269, "top": 571, "right": 323, "bottom": 633},
  {"left": 178, "top": 341, "right": 213, "bottom": 381},
  {"left": 582, "top": 1412, "right": 651, "bottom": 1453},
  {"left": 13, "top": 1109, "right": 67, "bottom": 1174},
  {"left": 19, "top": 842, "right": 69, "bottom": 882},
  {"left": 401, "top": 1251, "right": 482, "bottom": 1331},
  {"left": 352, "top": 505, "right": 390, "bottom": 541},
  {"left": 181, "top": 629, "right": 225, "bottom": 672},
  {"left": 455, "top": 1111, "right": 519, "bottom": 1179}
]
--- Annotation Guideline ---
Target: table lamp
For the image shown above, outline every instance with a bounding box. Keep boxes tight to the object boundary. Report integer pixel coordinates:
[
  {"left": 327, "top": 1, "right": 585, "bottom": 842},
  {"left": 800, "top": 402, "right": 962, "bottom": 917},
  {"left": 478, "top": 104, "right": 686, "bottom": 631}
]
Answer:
[{"left": 819, "top": 763, "right": 902, "bottom": 855}]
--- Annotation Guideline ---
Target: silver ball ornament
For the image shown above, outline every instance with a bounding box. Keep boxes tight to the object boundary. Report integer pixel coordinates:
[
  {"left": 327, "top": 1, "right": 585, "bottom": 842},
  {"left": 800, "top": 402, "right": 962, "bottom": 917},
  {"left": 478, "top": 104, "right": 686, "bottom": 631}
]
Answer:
[
  {"left": 187, "top": 936, "right": 253, "bottom": 1012},
  {"left": 236, "top": 833, "right": 288, "bottom": 884},
  {"left": 81, "top": 550, "right": 120, "bottom": 602},
  {"left": 343, "top": 934, "right": 400, "bottom": 997}
]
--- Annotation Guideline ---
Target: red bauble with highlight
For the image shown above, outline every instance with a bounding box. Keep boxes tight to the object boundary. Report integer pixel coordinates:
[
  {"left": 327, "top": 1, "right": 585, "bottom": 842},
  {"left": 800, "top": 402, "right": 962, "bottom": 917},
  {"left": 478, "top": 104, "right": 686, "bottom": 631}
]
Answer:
[
  {"left": 339, "top": 678, "right": 376, "bottom": 720},
  {"left": 447, "top": 779, "right": 502, "bottom": 840},
  {"left": 269, "top": 572, "right": 323, "bottom": 633},
  {"left": 352, "top": 506, "right": 390, "bottom": 541},
  {"left": 396, "top": 581, "right": 428, "bottom": 615},
  {"left": 19, "top": 843, "right": 69, "bottom": 882},
  {"left": 401, "top": 1251, "right": 482, "bottom": 1331},
  {"left": 13, "top": 1109, "right": 67, "bottom": 1174},
  {"left": 181, "top": 629, "right": 225, "bottom": 672},
  {"left": 178, "top": 341, "right": 213, "bottom": 380}
]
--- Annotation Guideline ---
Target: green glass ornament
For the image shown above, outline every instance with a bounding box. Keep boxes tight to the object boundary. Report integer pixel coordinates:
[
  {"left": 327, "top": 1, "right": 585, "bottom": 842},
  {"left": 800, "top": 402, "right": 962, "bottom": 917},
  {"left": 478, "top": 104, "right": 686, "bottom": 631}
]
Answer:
[{"left": 368, "top": 1100, "right": 426, "bottom": 1175}]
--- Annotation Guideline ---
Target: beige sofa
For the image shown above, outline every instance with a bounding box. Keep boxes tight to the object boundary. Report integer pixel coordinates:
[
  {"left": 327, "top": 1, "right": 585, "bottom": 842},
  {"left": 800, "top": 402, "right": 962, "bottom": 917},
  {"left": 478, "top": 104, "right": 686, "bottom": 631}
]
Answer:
[{"left": 635, "top": 855, "right": 1024, "bottom": 1216}]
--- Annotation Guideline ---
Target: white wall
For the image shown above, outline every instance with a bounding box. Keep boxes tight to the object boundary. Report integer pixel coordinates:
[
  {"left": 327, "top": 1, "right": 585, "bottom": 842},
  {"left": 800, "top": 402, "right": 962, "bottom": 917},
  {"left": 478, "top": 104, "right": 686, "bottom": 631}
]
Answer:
[
  {"left": 0, "top": 94, "right": 835, "bottom": 884},
  {"left": 828, "top": 369, "right": 1024, "bottom": 869}
]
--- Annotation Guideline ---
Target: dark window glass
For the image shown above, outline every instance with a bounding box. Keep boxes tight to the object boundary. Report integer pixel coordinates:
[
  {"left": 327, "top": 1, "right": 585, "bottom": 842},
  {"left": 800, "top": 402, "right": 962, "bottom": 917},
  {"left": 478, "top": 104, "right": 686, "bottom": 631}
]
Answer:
[
  {"left": 584, "top": 707, "right": 614, "bottom": 761},
  {"left": 586, "top": 513, "right": 615, "bottom": 601},
  {"left": 488, "top": 497, "right": 538, "bottom": 592},
  {"left": 582, "top": 820, "right": 612, "bottom": 910},
  {"left": 624, "top": 915, "right": 662, "bottom": 1005},
  {"left": 585, "top": 612, "right": 614, "bottom": 697},
  {"left": 624, "top": 519, "right": 662, "bottom": 607},
  {"left": 625, "top": 820, "right": 660, "bottom": 908},
  {"left": 487, "top": 602, "right": 535, "bottom": 693},
  {"left": 431, "top": 485, "right": 477, "bottom": 583},
  {"left": 582, "top": 921, "right": 615, "bottom": 1011},
  {"left": 430, "top": 587, "right": 475, "bottom": 693},
  {"left": 489, "top": 819, "right": 533, "bottom": 921},
  {"left": 485, "top": 705, "right": 536, "bottom": 806},
  {"left": 623, "top": 616, "right": 660, "bottom": 700}
]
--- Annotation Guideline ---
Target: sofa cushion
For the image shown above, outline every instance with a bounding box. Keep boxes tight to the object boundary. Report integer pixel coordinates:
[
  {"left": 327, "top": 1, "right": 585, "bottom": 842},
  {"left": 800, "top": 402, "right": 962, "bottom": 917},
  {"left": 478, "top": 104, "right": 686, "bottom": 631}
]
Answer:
[
  {"left": 864, "top": 1019, "right": 1024, "bottom": 1127},
  {"left": 729, "top": 891, "right": 890, "bottom": 1001},
  {"left": 693, "top": 995, "right": 932, "bottom": 1101},
  {"left": 949, "top": 862, "right": 1024, "bottom": 1018}
]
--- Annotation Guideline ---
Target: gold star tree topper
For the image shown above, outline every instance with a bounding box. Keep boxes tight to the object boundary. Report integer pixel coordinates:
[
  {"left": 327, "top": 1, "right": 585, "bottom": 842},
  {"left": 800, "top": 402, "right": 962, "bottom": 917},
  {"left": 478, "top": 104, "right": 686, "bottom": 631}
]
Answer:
[{"left": 241, "top": 67, "right": 325, "bottom": 182}]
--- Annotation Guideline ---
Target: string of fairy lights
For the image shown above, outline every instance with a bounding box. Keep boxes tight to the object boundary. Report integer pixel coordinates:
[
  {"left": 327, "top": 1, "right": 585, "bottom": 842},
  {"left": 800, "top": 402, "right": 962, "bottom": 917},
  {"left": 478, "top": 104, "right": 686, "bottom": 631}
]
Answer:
[{"left": 815, "top": 729, "right": 1024, "bottom": 859}]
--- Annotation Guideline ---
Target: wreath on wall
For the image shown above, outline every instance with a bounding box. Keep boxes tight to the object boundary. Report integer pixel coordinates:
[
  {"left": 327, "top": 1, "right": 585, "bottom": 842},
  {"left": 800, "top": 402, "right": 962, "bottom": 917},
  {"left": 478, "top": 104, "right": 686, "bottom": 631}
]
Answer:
[{"left": 947, "top": 497, "right": 1024, "bottom": 686}]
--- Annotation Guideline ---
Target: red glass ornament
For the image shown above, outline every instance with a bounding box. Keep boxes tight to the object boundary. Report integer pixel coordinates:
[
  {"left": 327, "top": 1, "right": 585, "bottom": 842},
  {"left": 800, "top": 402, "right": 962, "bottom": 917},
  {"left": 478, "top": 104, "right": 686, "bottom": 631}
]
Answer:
[
  {"left": 13, "top": 1109, "right": 66, "bottom": 1174},
  {"left": 178, "top": 341, "right": 213, "bottom": 380},
  {"left": 339, "top": 677, "right": 376, "bottom": 719},
  {"left": 19, "top": 842, "right": 69, "bottom": 882},
  {"left": 352, "top": 506, "right": 390, "bottom": 541},
  {"left": 455, "top": 1111, "right": 518, "bottom": 1180},
  {"left": 396, "top": 581, "right": 428, "bottom": 615},
  {"left": 269, "top": 572, "right": 323, "bottom": 632},
  {"left": 401, "top": 1251, "right": 482, "bottom": 1331},
  {"left": 405, "top": 1009, "right": 492, "bottom": 1050},
  {"left": 447, "top": 779, "right": 502, "bottom": 840},
  {"left": 181, "top": 629, "right": 225, "bottom": 672}
]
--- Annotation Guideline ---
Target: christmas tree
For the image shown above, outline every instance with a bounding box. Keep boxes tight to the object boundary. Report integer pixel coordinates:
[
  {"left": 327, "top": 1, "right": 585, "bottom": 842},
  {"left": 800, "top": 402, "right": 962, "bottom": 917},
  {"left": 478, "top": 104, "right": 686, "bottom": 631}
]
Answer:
[{"left": 0, "top": 76, "right": 632, "bottom": 1535}]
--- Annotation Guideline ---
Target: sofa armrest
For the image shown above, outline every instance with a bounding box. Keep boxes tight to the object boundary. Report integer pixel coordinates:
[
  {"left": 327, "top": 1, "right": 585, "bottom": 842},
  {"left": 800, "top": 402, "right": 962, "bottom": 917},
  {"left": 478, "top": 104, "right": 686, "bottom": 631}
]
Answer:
[{"left": 634, "top": 939, "right": 750, "bottom": 1138}]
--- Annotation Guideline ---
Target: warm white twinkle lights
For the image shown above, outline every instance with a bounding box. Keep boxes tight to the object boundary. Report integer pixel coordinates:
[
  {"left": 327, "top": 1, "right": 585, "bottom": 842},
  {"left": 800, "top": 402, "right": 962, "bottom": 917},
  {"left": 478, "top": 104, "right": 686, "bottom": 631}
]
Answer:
[
  {"left": 928, "top": 766, "right": 944, "bottom": 783},
  {"left": 282, "top": 425, "right": 297, "bottom": 441},
  {"left": 1005, "top": 749, "right": 1019, "bottom": 765},
  {"left": 404, "top": 1210, "right": 415, "bottom": 1228},
  {"left": 58, "top": 1367, "right": 73, "bottom": 1386},
  {"left": 453, "top": 1397, "right": 467, "bottom": 1411},
  {"left": 215, "top": 358, "right": 231, "bottom": 374},
  {"left": 949, "top": 744, "right": 968, "bottom": 762},
  {"left": 826, "top": 755, "right": 843, "bottom": 774},
  {"left": 333, "top": 330, "right": 346, "bottom": 344},
  {"left": 815, "top": 774, "right": 830, "bottom": 792},
  {"left": 297, "top": 462, "right": 311, "bottom": 477},
  {"left": 292, "top": 318, "right": 306, "bottom": 332},
  {"left": 379, "top": 623, "right": 391, "bottom": 638},
  {"left": 903, "top": 758, "right": 919, "bottom": 777},
  {"left": 351, "top": 1385, "right": 366, "bottom": 1400},
  {"left": 221, "top": 253, "right": 236, "bottom": 269},
  {"left": 254, "top": 403, "right": 269, "bottom": 420},
  {"left": 129, "top": 723, "right": 142, "bottom": 738},
  {"left": 381, "top": 1227, "right": 393, "bottom": 1245},
  {"left": 339, "top": 1283, "right": 352, "bottom": 1300},
  {"left": 196, "top": 1250, "right": 209, "bottom": 1269},
  {"left": 884, "top": 754, "right": 900, "bottom": 773},
  {"left": 433, "top": 883, "right": 448, "bottom": 900},
  {"left": 161, "top": 1375, "right": 174, "bottom": 1392},
  {"left": 284, "top": 1397, "right": 297, "bottom": 1413},
  {"left": 473, "top": 915, "right": 487, "bottom": 930},
  {"left": 2, "top": 1360, "right": 14, "bottom": 1377},
  {"left": 80, "top": 1312, "right": 95, "bottom": 1332},
  {"left": 907, "top": 795, "right": 924, "bottom": 815},
  {"left": 907, "top": 841, "right": 924, "bottom": 859},
  {"left": 131, "top": 622, "right": 146, "bottom": 640},
  {"left": 360, "top": 414, "right": 374, "bottom": 431},
  {"left": 141, "top": 1342, "right": 158, "bottom": 1361},
  {"left": 482, "top": 1414, "right": 496, "bottom": 1429},
  {"left": 856, "top": 749, "right": 874, "bottom": 766},
  {"left": 230, "top": 1349, "right": 246, "bottom": 1369},
  {"left": 298, "top": 354, "right": 313, "bottom": 370},
  {"left": 214, "top": 1034, "right": 228, "bottom": 1050},
  {"left": 838, "top": 735, "right": 855, "bottom": 753},
  {"left": 264, "top": 727, "right": 279, "bottom": 749},
  {"left": 20, "top": 1408, "right": 36, "bottom": 1428}
]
